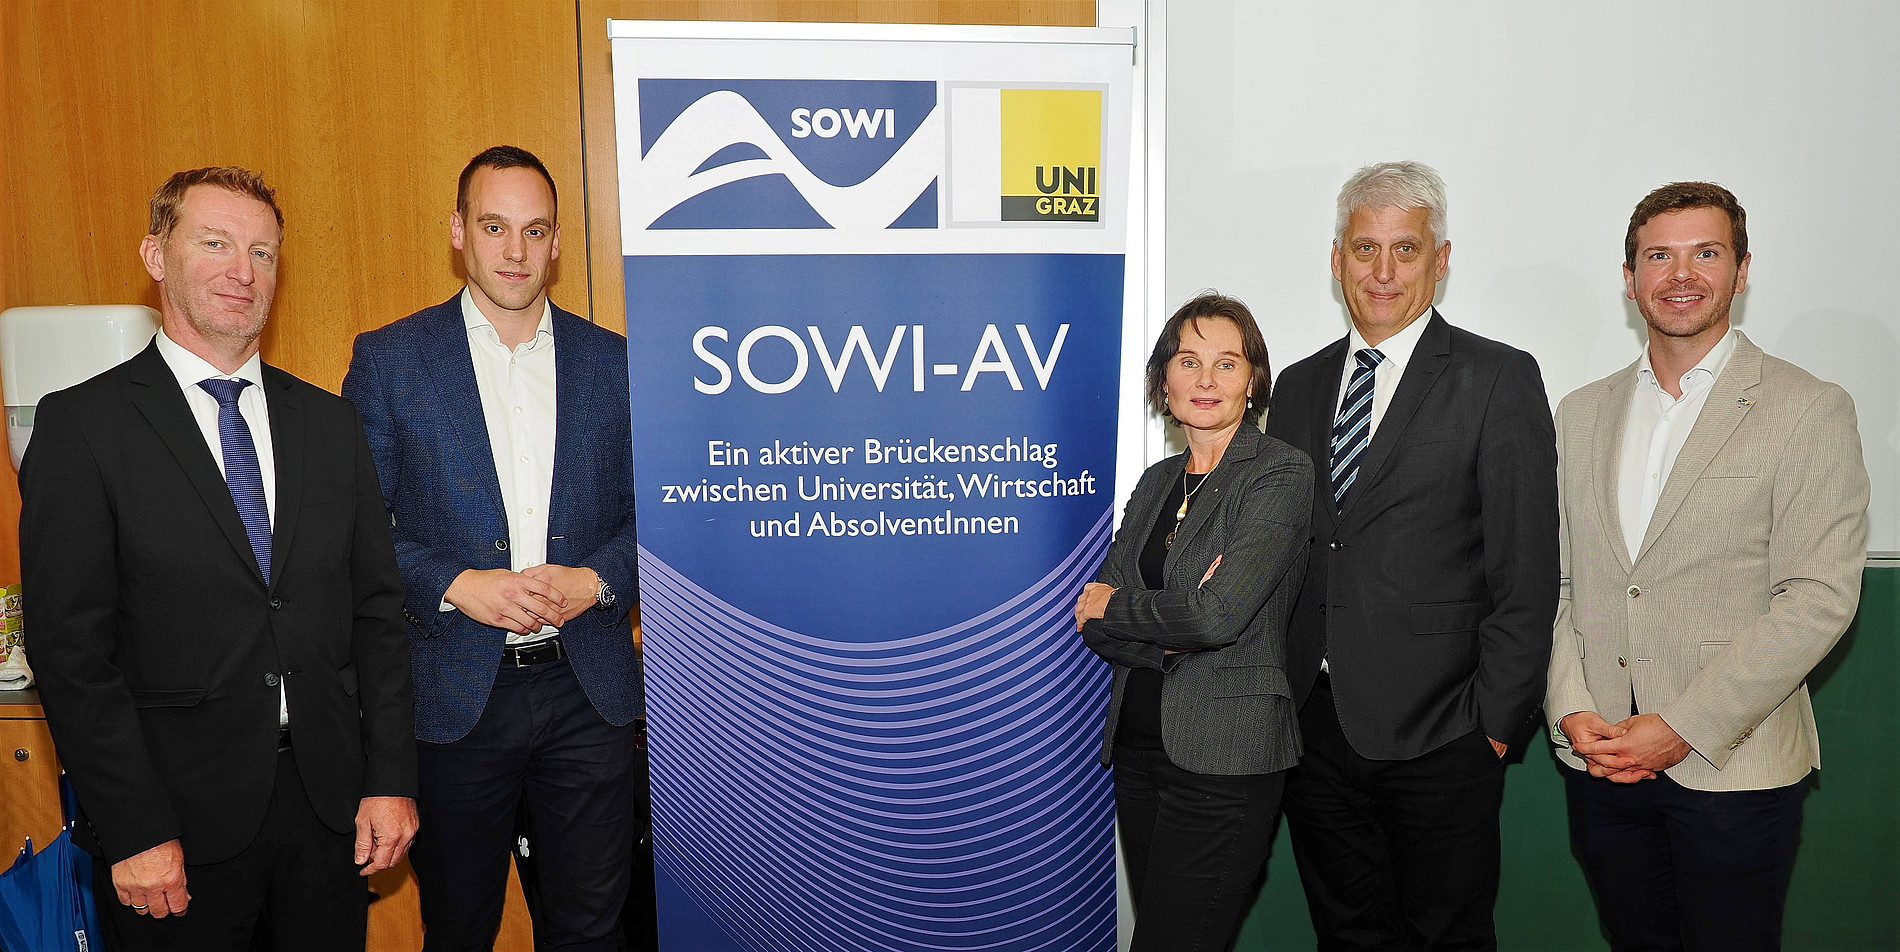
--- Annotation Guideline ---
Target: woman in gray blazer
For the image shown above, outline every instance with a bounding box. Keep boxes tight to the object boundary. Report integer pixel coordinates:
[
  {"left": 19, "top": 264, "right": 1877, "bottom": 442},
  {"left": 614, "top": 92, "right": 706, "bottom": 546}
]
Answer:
[{"left": 1075, "top": 292, "right": 1313, "bottom": 952}]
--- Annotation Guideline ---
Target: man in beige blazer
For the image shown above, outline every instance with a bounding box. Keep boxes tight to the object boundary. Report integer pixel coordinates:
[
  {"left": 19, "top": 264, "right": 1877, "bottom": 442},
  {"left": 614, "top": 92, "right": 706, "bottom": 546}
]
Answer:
[{"left": 1545, "top": 181, "right": 1869, "bottom": 952}]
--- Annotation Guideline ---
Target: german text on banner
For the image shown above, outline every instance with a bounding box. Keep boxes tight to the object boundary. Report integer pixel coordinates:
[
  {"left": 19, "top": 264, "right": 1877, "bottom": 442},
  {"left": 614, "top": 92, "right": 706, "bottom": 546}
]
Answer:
[{"left": 609, "top": 22, "right": 1136, "bottom": 952}]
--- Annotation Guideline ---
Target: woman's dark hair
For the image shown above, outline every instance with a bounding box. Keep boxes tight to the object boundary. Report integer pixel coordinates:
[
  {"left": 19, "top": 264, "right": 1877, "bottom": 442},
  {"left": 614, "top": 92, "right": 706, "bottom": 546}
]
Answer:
[{"left": 1144, "top": 291, "right": 1273, "bottom": 427}]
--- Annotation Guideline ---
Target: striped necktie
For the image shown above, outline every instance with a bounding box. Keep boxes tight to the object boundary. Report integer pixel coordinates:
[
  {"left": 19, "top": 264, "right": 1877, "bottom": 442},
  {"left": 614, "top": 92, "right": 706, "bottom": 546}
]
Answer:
[
  {"left": 198, "top": 378, "right": 271, "bottom": 584},
  {"left": 1329, "top": 348, "right": 1385, "bottom": 507}
]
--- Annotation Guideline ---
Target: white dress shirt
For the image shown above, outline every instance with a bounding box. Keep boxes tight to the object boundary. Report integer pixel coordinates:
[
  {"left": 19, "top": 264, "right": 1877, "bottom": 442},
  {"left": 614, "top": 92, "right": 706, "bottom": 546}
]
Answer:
[
  {"left": 1334, "top": 306, "right": 1433, "bottom": 438},
  {"left": 1618, "top": 329, "right": 1738, "bottom": 559},
  {"left": 152, "top": 329, "right": 285, "bottom": 723},
  {"left": 459, "top": 289, "right": 560, "bottom": 645}
]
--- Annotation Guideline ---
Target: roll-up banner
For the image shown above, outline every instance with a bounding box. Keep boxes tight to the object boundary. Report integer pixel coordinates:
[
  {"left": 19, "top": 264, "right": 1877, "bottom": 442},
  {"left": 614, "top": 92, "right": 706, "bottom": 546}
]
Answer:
[{"left": 609, "top": 21, "right": 1137, "bottom": 952}]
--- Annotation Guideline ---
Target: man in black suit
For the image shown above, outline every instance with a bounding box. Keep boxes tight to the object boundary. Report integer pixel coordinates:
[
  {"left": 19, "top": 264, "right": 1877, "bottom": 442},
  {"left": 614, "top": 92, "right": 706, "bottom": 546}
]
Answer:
[
  {"left": 1266, "top": 161, "right": 1558, "bottom": 951},
  {"left": 21, "top": 167, "right": 418, "bottom": 951}
]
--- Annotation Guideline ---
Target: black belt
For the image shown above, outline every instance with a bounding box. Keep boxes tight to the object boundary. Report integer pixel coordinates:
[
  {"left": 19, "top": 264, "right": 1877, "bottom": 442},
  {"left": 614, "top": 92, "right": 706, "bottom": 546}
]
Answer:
[
  {"left": 503, "top": 635, "right": 567, "bottom": 667},
  {"left": 277, "top": 727, "right": 294, "bottom": 751}
]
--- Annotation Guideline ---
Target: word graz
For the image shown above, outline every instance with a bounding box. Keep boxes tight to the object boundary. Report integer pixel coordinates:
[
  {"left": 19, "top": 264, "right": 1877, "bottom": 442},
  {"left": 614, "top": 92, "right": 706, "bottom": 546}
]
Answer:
[
  {"left": 789, "top": 107, "right": 896, "bottom": 139},
  {"left": 1034, "top": 165, "right": 1097, "bottom": 217},
  {"left": 691, "top": 324, "right": 1070, "bottom": 395}
]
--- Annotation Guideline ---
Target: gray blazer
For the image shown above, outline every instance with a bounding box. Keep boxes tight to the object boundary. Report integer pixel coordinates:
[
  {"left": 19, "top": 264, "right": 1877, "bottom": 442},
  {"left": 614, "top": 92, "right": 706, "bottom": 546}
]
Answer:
[
  {"left": 1546, "top": 332, "right": 1869, "bottom": 791},
  {"left": 1083, "top": 424, "right": 1313, "bottom": 775}
]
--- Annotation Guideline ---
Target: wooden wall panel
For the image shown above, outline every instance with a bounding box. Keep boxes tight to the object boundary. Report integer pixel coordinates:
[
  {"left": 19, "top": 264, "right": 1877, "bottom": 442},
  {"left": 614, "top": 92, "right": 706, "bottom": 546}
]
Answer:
[
  {"left": 0, "top": 0, "right": 588, "bottom": 391},
  {"left": 0, "top": 0, "right": 8, "bottom": 318}
]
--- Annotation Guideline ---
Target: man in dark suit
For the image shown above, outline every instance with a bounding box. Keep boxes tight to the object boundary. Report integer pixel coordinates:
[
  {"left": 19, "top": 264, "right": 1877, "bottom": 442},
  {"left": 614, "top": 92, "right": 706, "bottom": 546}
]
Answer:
[
  {"left": 21, "top": 166, "right": 418, "bottom": 951},
  {"left": 1266, "top": 161, "right": 1558, "bottom": 951},
  {"left": 343, "top": 146, "right": 641, "bottom": 951}
]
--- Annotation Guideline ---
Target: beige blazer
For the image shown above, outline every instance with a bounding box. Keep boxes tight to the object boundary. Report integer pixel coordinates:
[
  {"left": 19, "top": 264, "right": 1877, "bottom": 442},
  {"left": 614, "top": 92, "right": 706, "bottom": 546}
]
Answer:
[{"left": 1545, "top": 332, "right": 1869, "bottom": 791}]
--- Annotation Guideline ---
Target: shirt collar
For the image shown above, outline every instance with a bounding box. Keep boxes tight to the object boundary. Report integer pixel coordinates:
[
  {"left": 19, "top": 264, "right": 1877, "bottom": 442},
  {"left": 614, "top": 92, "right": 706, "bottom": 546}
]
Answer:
[
  {"left": 1348, "top": 306, "right": 1432, "bottom": 370},
  {"left": 1637, "top": 327, "right": 1737, "bottom": 395},
  {"left": 153, "top": 327, "right": 266, "bottom": 392},
  {"left": 460, "top": 288, "right": 554, "bottom": 350}
]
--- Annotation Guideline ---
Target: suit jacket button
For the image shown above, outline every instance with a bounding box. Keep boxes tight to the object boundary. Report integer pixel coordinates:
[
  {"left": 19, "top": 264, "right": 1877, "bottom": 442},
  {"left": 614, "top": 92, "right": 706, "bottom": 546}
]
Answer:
[
  {"left": 1617, "top": 657, "right": 1627, "bottom": 667},
  {"left": 496, "top": 539, "right": 509, "bottom": 551},
  {"left": 1626, "top": 585, "right": 1641, "bottom": 598},
  {"left": 269, "top": 597, "right": 283, "bottom": 610},
  {"left": 1328, "top": 540, "right": 1343, "bottom": 550},
  {"left": 264, "top": 673, "right": 280, "bottom": 687}
]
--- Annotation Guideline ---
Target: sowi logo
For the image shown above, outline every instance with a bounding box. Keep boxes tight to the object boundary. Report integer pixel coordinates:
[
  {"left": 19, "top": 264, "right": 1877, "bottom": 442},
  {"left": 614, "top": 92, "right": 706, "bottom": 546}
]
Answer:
[
  {"left": 631, "top": 79, "right": 941, "bottom": 232},
  {"left": 1001, "top": 90, "right": 1101, "bottom": 222}
]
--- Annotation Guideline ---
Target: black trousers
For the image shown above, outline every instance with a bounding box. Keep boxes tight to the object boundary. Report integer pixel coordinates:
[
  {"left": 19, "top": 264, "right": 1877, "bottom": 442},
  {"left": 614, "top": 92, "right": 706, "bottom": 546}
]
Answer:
[
  {"left": 411, "top": 658, "right": 640, "bottom": 952},
  {"left": 1114, "top": 744, "right": 1286, "bottom": 952},
  {"left": 1283, "top": 675, "right": 1505, "bottom": 952},
  {"left": 93, "top": 748, "right": 364, "bottom": 952},
  {"left": 1563, "top": 766, "right": 1806, "bottom": 952}
]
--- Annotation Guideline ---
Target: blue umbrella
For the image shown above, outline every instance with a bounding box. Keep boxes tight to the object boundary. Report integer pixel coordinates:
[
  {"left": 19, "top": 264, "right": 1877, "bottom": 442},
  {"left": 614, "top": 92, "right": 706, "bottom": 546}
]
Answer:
[{"left": 0, "top": 776, "right": 103, "bottom": 952}]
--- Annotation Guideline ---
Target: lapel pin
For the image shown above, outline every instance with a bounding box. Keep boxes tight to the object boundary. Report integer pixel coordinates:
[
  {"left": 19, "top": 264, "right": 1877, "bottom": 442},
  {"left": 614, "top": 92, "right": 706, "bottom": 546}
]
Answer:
[{"left": 1737, "top": 397, "right": 1753, "bottom": 408}]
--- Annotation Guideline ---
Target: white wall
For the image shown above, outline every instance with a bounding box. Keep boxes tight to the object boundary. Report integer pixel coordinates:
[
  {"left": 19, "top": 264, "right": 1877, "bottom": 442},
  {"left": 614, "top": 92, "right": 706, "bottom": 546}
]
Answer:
[{"left": 1165, "top": 0, "right": 1900, "bottom": 553}]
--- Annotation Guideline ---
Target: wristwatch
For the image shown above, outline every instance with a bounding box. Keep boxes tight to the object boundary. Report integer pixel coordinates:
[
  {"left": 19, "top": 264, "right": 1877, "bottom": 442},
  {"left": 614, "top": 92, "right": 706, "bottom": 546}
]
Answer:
[{"left": 595, "top": 575, "right": 616, "bottom": 610}]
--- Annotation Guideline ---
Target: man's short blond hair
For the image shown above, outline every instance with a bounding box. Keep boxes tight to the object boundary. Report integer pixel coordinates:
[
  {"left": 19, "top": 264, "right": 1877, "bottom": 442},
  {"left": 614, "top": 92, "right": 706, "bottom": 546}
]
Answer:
[{"left": 148, "top": 167, "right": 283, "bottom": 241}]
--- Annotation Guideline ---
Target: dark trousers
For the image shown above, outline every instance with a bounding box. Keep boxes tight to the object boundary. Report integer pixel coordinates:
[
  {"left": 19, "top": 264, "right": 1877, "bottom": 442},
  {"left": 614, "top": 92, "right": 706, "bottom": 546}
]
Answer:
[
  {"left": 411, "top": 658, "right": 639, "bottom": 952},
  {"left": 1283, "top": 675, "right": 1505, "bottom": 952},
  {"left": 1563, "top": 766, "right": 1806, "bottom": 952},
  {"left": 1114, "top": 744, "right": 1287, "bottom": 952},
  {"left": 94, "top": 748, "right": 363, "bottom": 952}
]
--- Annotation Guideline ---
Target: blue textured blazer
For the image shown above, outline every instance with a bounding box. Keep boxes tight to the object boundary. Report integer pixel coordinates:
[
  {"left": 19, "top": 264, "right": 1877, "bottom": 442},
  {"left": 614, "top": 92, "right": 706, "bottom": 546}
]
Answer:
[{"left": 343, "top": 295, "right": 641, "bottom": 743}]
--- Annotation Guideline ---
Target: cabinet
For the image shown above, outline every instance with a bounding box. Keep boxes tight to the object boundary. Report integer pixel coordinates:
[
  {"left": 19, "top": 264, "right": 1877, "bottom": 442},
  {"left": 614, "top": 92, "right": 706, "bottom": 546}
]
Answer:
[{"left": 0, "top": 690, "right": 64, "bottom": 855}]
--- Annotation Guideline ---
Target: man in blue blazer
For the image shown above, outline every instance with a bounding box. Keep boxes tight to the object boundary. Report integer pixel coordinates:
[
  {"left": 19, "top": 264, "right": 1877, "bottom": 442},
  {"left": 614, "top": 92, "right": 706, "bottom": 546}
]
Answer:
[{"left": 343, "top": 146, "right": 641, "bottom": 951}]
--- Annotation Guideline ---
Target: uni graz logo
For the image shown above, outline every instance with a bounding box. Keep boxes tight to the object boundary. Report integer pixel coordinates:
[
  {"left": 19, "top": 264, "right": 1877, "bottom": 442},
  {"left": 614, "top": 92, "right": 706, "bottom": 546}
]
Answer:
[
  {"left": 632, "top": 79, "right": 941, "bottom": 231},
  {"left": 1000, "top": 89, "right": 1102, "bottom": 222},
  {"left": 943, "top": 85, "right": 1105, "bottom": 226}
]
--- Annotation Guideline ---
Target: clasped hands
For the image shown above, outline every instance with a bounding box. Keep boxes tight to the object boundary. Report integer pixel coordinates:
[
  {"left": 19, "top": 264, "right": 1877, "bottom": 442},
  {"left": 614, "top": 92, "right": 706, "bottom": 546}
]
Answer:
[
  {"left": 447, "top": 564, "right": 600, "bottom": 633},
  {"left": 1560, "top": 710, "right": 1693, "bottom": 782}
]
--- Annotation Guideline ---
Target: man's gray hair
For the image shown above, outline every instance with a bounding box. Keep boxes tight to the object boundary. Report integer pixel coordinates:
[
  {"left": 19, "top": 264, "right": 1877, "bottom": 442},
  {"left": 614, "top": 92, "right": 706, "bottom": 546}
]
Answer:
[{"left": 1334, "top": 161, "right": 1448, "bottom": 247}]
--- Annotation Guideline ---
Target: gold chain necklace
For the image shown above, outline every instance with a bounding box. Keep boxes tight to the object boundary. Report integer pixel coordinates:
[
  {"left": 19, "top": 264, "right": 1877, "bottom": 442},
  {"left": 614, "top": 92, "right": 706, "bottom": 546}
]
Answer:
[{"left": 1165, "top": 467, "right": 1211, "bottom": 549}]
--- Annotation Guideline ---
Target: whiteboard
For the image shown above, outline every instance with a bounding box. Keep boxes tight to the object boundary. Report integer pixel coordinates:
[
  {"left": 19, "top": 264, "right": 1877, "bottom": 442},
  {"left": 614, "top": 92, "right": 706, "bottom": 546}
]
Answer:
[{"left": 1164, "top": 0, "right": 1900, "bottom": 554}]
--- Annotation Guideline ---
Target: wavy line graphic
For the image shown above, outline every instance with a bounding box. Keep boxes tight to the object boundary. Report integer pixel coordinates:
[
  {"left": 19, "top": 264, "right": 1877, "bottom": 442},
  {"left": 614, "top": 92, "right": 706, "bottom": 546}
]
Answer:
[
  {"left": 632, "top": 90, "right": 943, "bottom": 232},
  {"left": 643, "top": 510, "right": 1117, "bottom": 952}
]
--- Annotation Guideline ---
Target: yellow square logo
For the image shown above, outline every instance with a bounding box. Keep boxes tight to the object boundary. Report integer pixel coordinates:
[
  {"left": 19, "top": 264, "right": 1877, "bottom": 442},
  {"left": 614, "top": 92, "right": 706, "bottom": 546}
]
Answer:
[{"left": 1000, "top": 89, "right": 1101, "bottom": 222}]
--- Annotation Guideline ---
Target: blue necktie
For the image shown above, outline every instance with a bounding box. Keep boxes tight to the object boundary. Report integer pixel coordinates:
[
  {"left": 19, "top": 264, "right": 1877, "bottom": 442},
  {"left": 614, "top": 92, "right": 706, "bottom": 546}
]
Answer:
[
  {"left": 1329, "top": 348, "right": 1386, "bottom": 507},
  {"left": 198, "top": 378, "right": 271, "bottom": 584}
]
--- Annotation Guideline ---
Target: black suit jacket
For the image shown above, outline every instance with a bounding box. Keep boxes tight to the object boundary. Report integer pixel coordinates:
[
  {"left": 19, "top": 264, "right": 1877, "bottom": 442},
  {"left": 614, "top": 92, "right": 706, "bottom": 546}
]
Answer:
[
  {"left": 20, "top": 341, "right": 416, "bottom": 864},
  {"left": 1266, "top": 311, "right": 1558, "bottom": 760}
]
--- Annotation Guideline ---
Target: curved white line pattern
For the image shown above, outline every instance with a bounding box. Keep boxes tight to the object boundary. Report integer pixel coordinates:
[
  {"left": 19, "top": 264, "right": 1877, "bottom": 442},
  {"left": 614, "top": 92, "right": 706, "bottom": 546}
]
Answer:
[
  {"left": 631, "top": 90, "right": 943, "bottom": 233},
  {"left": 643, "top": 508, "right": 1118, "bottom": 951}
]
